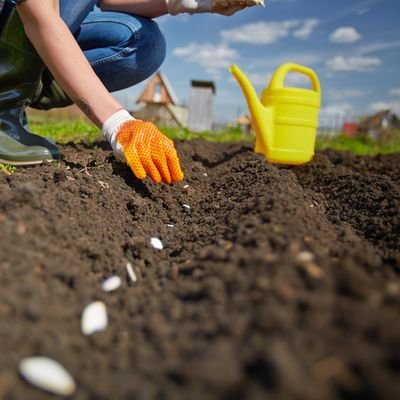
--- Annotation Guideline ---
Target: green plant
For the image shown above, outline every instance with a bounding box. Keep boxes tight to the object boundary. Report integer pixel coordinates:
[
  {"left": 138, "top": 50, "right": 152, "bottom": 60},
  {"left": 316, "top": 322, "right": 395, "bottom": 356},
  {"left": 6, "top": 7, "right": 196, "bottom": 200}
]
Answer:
[{"left": 0, "top": 163, "right": 16, "bottom": 174}]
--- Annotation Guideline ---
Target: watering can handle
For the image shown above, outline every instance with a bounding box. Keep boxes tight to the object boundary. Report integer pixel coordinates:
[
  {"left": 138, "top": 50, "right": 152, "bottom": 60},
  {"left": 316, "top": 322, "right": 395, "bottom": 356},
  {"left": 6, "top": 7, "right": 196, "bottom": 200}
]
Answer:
[{"left": 269, "top": 63, "right": 321, "bottom": 93}]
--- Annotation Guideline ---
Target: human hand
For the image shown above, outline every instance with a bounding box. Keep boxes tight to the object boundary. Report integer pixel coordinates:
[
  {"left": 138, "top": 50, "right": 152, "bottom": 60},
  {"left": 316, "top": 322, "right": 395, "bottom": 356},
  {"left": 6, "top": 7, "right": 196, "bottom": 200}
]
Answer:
[
  {"left": 102, "top": 110, "right": 184, "bottom": 184},
  {"left": 166, "top": 0, "right": 265, "bottom": 16},
  {"left": 211, "top": 0, "right": 265, "bottom": 16}
]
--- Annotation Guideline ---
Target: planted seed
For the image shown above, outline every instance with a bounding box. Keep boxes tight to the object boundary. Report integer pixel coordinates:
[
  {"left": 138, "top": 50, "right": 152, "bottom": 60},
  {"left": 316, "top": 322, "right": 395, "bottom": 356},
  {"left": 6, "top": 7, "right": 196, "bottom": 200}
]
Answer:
[
  {"left": 126, "top": 262, "right": 137, "bottom": 282},
  {"left": 19, "top": 357, "right": 76, "bottom": 397},
  {"left": 101, "top": 276, "right": 121, "bottom": 292},
  {"left": 297, "top": 251, "right": 315, "bottom": 263},
  {"left": 81, "top": 301, "right": 108, "bottom": 336},
  {"left": 150, "top": 237, "right": 163, "bottom": 250}
]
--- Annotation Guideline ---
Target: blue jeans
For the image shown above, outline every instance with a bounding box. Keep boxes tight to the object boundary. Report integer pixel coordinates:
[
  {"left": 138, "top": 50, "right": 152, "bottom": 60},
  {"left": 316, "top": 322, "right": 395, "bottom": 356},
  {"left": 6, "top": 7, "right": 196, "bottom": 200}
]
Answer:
[{"left": 59, "top": 1, "right": 166, "bottom": 93}]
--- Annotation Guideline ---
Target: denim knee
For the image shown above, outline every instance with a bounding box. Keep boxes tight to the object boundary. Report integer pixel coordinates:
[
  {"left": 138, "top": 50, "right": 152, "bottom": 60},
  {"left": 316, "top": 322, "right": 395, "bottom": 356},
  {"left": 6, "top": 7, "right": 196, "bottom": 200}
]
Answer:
[
  {"left": 134, "top": 18, "right": 166, "bottom": 84},
  {"left": 80, "top": 13, "right": 166, "bottom": 92},
  {"left": 59, "top": 0, "right": 99, "bottom": 34}
]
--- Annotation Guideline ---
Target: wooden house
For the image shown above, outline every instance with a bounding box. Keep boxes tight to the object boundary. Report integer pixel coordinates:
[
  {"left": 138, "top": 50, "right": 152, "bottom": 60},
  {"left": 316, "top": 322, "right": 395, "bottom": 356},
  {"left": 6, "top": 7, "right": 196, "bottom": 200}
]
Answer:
[
  {"left": 134, "top": 71, "right": 187, "bottom": 128},
  {"left": 187, "top": 80, "right": 216, "bottom": 132},
  {"left": 358, "top": 110, "right": 400, "bottom": 140}
]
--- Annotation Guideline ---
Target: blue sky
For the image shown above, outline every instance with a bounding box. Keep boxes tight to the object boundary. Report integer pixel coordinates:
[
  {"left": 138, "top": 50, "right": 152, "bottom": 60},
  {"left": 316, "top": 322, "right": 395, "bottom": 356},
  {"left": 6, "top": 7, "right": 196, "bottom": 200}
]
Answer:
[{"left": 114, "top": 0, "right": 400, "bottom": 124}]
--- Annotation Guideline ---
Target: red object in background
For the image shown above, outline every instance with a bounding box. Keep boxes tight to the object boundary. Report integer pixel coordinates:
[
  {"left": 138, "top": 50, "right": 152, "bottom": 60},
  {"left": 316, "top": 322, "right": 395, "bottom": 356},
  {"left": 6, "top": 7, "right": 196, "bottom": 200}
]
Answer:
[{"left": 342, "top": 122, "right": 359, "bottom": 137}]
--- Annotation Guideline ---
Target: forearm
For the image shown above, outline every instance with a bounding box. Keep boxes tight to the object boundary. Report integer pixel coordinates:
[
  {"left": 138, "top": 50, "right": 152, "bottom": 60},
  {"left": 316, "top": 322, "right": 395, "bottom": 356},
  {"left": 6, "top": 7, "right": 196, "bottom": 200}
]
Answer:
[
  {"left": 99, "top": 0, "right": 262, "bottom": 17},
  {"left": 99, "top": 0, "right": 168, "bottom": 18},
  {"left": 17, "top": 3, "right": 122, "bottom": 127}
]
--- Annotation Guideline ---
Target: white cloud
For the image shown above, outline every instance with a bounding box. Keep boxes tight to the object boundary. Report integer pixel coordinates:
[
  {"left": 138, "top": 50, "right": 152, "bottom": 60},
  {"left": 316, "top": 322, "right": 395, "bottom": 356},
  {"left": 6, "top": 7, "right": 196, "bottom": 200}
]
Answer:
[
  {"left": 239, "top": 72, "right": 273, "bottom": 87},
  {"left": 321, "top": 103, "right": 354, "bottom": 116},
  {"left": 326, "top": 55, "right": 381, "bottom": 71},
  {"left": 323, "top": 0, "right": 383, "bottom": 24},
  {"left": 173, "top": 42, "right": 238, "bottom": 75},
  {"left": 329, "top": 89, "right": 367, "bottom": 100},
  {"left": 220, "top": 19, "right": 319, "bottom": 46},
  {"left": 330, "top": 27, "right": 362, "bottom": 43},
  {"left": 220, "top": 18, "right": 319, "bottom": 45},
  {"left": 231, "top": 69, "right": 314, "bottom": 90},
  {"left": 370, "top": 101, "right": 400, "bottom": 114},
  {"left": 357, "top": 40, "right": 400, "bottom": 55},
  {"left": 221, "top": 20, "right": 300, "bottom": 44},
  {"left": 284, "top": 72, "right": 313, "bottom": 88},
  {"left": 389, "top": 88, "right": 400, "bottom": 96},
  {"left": 245, "top": 53, "right": 323, "bottom": 71},
  {"left": 293, "top": 19, "right": 319, "bottom": 40}
]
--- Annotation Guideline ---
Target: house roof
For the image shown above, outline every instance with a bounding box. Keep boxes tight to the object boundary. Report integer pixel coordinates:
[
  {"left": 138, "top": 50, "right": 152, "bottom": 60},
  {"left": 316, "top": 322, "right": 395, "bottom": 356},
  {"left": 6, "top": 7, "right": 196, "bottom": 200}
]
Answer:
[
  {"left": 137, "top": 71, "right": 179, "bottom": 106},
  {"left": 190, "top": 80, "right": 216, "bottom": 94},
  {"left": 159, "top": 71, "right": 179, "bottom": 105},
  {"left": 237, "top": 114, "right": 251, "bottom": 125},
  {"left": 359, "top": 109, "right": 400, "bottom": 131}
]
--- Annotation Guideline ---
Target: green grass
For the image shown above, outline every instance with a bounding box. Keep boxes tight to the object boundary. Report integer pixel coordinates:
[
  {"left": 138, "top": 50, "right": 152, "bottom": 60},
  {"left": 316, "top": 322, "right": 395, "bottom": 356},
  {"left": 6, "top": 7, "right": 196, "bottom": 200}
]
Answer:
[
  {"left": 29, "top": 119, "right": 400, "bottom": 155},
  {"left": 30, "top": 120, "right": 254, "bottom": 144},
  {"left": 316, "top": 133, "right": 400, "bottom": 155},
  {"left": 160, "top": 126, "right": 253, "bottom": 143},
  {"left": 30, "top": 120, "right": 100, "bottom": 144}
]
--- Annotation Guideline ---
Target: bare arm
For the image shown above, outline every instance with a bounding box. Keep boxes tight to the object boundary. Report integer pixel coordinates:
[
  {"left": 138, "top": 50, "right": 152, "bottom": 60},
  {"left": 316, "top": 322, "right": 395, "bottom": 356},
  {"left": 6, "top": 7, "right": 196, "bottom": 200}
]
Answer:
[
  {"left": 99, "top": 0, "right": 260, "bottom": 18},
  {"left": 17, "top": 0, "right": 122, "bottom": 127},
  {"left": 99, "top": 0, "right": 168, "bottom": 18}
]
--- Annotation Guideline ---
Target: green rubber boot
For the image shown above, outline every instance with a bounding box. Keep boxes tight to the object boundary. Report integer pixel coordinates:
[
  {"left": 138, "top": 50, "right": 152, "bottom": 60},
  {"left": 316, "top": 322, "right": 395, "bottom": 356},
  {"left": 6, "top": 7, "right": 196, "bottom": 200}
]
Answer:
[
  {"left": 0, "top": 4, "right": 61, "bottom": 165},
  {"left": 0, "top": 108, "right": 60, "bottom": 165}
]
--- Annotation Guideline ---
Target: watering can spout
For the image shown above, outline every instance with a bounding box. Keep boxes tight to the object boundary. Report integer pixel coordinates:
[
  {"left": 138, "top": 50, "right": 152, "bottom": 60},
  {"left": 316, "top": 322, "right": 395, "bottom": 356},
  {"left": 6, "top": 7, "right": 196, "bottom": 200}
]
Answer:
[
  {"left": 229, "top": 64, "right": 262, "bottom": 117},
  {"left": 229, "top": 64, "right": 270, "bottom": 155}
]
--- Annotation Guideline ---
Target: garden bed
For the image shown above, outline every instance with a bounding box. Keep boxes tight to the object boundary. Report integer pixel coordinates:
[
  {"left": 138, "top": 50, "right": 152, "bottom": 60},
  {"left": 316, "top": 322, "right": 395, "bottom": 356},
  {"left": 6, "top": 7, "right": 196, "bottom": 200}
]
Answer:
[{"left": 0, "top": 140, "right": 399, "bottom": 399}]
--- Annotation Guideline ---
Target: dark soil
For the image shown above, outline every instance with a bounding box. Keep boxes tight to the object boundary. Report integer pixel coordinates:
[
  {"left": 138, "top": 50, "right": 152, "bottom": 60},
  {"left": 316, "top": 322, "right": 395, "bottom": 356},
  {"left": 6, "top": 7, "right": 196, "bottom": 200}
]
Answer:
[{"left": 0, "top": 140, "right": 399, "bottom": 400}]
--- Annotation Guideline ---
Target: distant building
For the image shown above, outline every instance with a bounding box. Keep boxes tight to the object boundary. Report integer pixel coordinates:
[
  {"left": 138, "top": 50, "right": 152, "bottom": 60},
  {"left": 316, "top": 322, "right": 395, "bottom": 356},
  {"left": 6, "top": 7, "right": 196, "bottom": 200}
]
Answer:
[
  {"left": 236, "top": 114, "right": 253, "bottom": 134},
  {"left": 342, "top": 122, "right": 359, "bottom": 137},
  {"left": 187, "top": 80, "right": 216, "bottom": 132},
  {"left": 358, "top": 109, "right": 400, "bottom": 140},
  {"left": 134, "top": 71, "right": 187, "bottom": 128}
]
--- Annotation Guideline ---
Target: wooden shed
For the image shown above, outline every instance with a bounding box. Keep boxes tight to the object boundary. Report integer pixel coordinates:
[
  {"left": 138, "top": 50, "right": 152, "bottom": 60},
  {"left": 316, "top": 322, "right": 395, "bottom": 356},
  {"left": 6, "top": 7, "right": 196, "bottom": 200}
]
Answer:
[{"left": 187, "top": 80, "right": 216, "bottom": 132}]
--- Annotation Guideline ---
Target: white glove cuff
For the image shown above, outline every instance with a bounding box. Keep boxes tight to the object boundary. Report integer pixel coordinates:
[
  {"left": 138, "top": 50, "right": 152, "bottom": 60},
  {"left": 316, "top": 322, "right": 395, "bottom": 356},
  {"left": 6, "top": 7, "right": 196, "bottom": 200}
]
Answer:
[{"left": 102, "top": 109, "right": 135, "bottom": 157}]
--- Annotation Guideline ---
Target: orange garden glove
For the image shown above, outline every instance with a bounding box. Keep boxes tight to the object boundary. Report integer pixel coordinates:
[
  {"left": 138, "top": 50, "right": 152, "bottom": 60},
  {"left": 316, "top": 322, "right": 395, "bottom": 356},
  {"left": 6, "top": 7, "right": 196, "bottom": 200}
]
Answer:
[{"left": 102, "top": 109, "right": 184, "bottom": 184}]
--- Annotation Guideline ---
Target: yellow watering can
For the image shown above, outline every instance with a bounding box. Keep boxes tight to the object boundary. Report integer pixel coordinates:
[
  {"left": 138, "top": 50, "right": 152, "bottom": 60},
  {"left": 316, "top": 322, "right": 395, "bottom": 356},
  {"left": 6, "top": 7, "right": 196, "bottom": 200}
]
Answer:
[{"left": 230, "top": 63, "right": 321, "bottom": 165}]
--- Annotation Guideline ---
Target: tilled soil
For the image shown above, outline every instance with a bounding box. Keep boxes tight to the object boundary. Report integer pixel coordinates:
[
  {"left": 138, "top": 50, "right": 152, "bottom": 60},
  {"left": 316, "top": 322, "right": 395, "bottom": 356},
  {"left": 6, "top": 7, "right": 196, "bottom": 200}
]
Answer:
[{"left": 0, "top": 140, "right": 399, "bottom": 400}]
